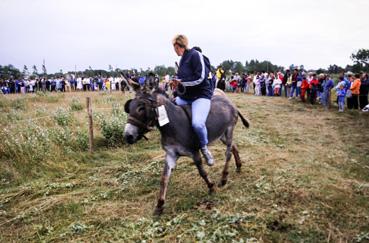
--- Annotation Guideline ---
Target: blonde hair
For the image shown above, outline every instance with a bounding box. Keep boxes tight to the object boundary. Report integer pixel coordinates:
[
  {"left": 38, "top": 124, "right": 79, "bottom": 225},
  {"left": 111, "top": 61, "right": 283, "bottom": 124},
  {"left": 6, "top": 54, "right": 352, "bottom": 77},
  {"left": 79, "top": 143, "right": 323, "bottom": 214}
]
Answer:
[{"left": 172, "top": 34, "right": 189, "bottom": 49}]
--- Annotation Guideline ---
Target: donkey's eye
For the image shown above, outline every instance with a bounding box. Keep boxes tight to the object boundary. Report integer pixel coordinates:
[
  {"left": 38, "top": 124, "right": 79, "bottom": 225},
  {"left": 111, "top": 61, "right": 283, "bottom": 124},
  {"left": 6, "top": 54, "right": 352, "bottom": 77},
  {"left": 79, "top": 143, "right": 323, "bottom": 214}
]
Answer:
[{"left": 137, "top": 106, "right": 145, "bottom": 113}]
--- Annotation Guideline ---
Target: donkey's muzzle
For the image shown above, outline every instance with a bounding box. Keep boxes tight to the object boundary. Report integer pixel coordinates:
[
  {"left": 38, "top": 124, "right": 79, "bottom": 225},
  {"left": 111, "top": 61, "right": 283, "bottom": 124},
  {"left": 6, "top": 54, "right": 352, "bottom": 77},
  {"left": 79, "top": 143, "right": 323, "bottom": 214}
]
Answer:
[
  {"left": 125, "top": 134, "right": 135, "bottom": 144},
  {"left": 124, "top": 123, "right": 139, "bottom": 144}
]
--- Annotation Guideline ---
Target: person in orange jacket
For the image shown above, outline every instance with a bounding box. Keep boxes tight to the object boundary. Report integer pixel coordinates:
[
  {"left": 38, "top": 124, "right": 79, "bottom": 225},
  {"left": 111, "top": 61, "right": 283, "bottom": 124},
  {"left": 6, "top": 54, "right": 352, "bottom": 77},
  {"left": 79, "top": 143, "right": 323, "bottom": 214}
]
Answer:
[
  {"left": 300, "top": 75, "right": 309, "bottom": 102},
  {"left": 350, "top": 73, "right": 361, "bottom": 109}
]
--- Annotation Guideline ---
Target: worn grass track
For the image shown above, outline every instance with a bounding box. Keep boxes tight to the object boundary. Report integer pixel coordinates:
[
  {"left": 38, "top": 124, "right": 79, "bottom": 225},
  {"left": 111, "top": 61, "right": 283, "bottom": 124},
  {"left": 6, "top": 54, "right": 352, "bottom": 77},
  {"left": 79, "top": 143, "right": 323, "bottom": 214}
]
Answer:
[{"left": 0, "top": 92, "right": 369, "bottom": 242}]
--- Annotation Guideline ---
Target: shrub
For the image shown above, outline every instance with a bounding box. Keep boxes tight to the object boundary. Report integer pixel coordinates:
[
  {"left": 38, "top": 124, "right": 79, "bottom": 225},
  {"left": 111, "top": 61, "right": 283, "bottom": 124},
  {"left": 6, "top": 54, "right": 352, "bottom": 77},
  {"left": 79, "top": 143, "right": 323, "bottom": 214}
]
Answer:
[
  {"left": 0, "top": 122, "right": 52, "bottom": 163},
  {"left": 50, "top": 127, "right": 73, "bottom": 147},
  {"left": 95, "top": 105, "right": 127, "bottom": 146},
  {"left": 75, "top": 129, "right": 89, "bottom": 151},
  {"left": 70, "top": 99, "right": 84, "bottom": 111},
  {"left": 53, "top": 108, "right": 73, "bottom": 126}
]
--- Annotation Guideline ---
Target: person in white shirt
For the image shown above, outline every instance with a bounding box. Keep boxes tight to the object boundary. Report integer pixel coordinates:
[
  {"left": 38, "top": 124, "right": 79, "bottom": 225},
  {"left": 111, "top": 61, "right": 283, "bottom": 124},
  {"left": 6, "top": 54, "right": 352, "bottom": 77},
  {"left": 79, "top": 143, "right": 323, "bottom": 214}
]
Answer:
[{"left": 76, "top": 77, "right": 83, "bottom": 90}]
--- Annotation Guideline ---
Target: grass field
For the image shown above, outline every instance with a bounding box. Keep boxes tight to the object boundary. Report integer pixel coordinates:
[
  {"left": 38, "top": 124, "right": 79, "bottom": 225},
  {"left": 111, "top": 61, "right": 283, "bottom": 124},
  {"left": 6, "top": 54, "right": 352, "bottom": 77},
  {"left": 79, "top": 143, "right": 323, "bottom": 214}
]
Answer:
[{"left": 1, "top": 91, "right": 369, "bottom": 242}]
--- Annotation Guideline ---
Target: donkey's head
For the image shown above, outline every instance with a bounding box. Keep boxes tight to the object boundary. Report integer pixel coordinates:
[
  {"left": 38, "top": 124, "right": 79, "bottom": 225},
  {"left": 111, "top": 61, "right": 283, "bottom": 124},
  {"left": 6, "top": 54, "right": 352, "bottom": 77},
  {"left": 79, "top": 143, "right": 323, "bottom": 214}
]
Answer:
[{"left": 123, "top": 92, "right": 158, "bottom": 144}]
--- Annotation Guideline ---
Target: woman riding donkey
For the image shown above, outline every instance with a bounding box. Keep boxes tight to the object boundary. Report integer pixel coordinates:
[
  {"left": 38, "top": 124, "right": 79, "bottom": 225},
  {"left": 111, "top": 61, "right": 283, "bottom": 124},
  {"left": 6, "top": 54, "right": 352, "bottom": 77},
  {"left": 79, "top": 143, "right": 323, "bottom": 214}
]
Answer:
[
  {"left": 123, "top": 35, "right": 250, "bottom": 215},
  {"left": 170, "top": 34, "right": 215, "bottom": 166}
]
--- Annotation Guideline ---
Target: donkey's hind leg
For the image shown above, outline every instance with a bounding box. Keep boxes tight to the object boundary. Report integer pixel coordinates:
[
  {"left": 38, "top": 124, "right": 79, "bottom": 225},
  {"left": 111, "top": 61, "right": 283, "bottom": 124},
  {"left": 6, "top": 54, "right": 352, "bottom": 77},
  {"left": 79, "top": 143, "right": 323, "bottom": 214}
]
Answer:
[
  {"left": 219, "top": 129, "right": 233, "bottom": 187},
  {"left": 221, "top": 132, "right": 242, "bottom": 174},
  {"left": 232, "top": 144, "right": 242, "bottom": 173},
  {"left": 193, "top": 151, "right": 215, "bottom": 194}
]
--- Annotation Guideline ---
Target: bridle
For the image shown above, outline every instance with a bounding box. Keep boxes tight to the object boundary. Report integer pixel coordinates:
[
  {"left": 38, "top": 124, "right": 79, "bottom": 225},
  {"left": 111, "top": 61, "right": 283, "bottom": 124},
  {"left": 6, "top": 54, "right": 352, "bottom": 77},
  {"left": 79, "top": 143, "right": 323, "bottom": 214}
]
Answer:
[
  {"left": 127, "top": 95, "right": 159, "bottom": 137},
  {"left": 127, "top": 115, "right": 156, "bottom": 133}
]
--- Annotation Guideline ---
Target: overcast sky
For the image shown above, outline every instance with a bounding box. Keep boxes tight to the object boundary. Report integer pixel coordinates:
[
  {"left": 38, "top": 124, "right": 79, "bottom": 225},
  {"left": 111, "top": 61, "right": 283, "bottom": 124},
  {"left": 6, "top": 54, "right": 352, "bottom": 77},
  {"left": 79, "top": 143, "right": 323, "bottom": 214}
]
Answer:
[{"left": 1, "top": 0, "right": 368, "bottom": 73}]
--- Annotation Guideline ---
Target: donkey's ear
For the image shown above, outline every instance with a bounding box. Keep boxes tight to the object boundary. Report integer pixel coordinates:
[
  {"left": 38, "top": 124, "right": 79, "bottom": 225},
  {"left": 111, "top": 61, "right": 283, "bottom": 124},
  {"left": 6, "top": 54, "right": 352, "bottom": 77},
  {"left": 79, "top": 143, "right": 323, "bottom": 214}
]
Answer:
[{"left": 124, "top": 99, "right": 132, "bottom": 113}]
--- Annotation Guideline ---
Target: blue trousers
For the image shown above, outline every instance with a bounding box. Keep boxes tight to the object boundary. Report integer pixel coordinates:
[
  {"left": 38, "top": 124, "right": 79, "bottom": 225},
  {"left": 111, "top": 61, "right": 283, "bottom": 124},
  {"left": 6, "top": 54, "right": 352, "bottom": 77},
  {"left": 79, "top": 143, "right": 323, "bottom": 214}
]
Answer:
[
  {"left": 321, "top": 90, "right": 328, "bottom": 107},
  {"left": 338, "top": 96, "right": 345, "bottom": 111},
  {"left": 175, "top": 97, "right": 211, "bottom": 147},
  {"left": 290, "top": 85, "right": 297, "bottom": 97}
]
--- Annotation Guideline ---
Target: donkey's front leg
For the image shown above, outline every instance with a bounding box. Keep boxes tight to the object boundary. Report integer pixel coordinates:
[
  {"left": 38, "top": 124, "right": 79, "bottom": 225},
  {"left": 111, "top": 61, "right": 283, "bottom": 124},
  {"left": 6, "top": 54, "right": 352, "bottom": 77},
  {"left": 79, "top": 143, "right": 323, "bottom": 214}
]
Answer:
[{"left": 154, "top": 151, "right": 177, "bottom": 215}]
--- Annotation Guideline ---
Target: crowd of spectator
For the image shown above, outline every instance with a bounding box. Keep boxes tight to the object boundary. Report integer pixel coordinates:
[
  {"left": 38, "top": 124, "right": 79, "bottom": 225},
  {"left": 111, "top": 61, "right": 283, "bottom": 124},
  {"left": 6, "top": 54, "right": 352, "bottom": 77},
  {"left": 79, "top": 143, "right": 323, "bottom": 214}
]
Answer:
[
  {"left": 2, "top": 67, "right": 369, "bottom": 113},
  {"left": 215, "top": 66, "right": 369, "bottom": 112},
  {"left": 0, "top": 76, "right": 130, "bottom": 94}
]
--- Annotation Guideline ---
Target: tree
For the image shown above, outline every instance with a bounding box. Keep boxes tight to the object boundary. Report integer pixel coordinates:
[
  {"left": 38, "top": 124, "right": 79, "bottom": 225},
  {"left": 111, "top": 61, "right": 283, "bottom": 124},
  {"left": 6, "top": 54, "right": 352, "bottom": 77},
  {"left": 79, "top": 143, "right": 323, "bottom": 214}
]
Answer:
[
  {"left": 351, "top": 49, "right": 369, "bottom": 65},
  {"left": 0, "top": 65, "right": 21, "bottom": 79},
  {"left": 220, "top": 60, "right": 235, "bottom": 72},
  {"left": 42, "top": 63, "right": 47, "bottom": 75},
  {"left": 154, "top": 65, "right": 169, "bottom": 77},
  {"left": 32, "top": 65, "right": 38, "bottom": 76},
  {"left": 316, "top": 68, "right": 327, "bottom": 74},
  {"left": 22, "top": 65, "right": 29, "bottom": 78},
  {"left": 245, "top": 59, "right": 283, "bottom": 73},
  {"left": 350, "top": 49, "right": 369, "bottom": 72},
  {"left": 327, "top": 64, "right": 344, "bottom": 74},
  {"left": 232, "top": 61, "right": 246, "bottom": 74}
]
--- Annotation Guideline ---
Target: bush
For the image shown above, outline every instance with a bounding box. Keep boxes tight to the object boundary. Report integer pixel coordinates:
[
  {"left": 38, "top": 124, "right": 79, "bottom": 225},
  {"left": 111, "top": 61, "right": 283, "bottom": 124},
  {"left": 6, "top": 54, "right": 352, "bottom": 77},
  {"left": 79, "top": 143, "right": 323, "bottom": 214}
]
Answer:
[
  {"left": 50, "top": 127, "right": 73, "bottom": 148},
  {"left": 75, "top": 129, "right": 89, "bottom": 151},
  {"left": 0, "top": 121, "right": 90, "bottom": 179},
  {"left": 53, "top": 108, "right": 73, "bottom": 126},
  {"left": 70, "top": 99, "right": 84, "bottom": 111},
  {"left": 0, "top": 122, "right": 52, "bottom": 163},
  {"left": 95, "top": 104, "right": 127, "bottom": 146}
]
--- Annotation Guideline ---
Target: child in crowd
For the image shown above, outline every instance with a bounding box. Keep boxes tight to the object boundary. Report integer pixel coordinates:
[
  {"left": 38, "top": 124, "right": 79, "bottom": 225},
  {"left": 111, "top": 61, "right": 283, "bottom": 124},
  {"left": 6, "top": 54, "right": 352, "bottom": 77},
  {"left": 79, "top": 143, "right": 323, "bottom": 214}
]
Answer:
[
  {"left": 272, "top": 76, "right": 282, "bottom": 96},
  {"left": 229, "top": 76, "right": 238, "bottom": 92},
  {"left": 300, "top": 75, "right": 309, "bottom": 102},
  {"left": 336, "top": 78, "right": 346, "bottom": 112}
]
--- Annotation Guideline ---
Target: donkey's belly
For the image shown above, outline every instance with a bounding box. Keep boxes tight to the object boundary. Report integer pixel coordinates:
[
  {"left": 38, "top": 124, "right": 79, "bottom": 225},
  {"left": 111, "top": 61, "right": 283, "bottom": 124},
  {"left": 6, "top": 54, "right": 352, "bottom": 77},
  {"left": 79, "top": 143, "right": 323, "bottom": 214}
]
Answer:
[{"left": 206, "top": 97, "right": 237, "bottom": 143}]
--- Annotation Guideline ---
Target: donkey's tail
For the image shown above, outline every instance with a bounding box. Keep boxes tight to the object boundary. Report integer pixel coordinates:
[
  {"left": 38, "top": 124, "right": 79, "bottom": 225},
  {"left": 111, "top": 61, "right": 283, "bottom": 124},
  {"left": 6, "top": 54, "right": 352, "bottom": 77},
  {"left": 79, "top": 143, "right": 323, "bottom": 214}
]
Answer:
[{"left": 238, "top": 111, "right": 250, "bottom": 128}]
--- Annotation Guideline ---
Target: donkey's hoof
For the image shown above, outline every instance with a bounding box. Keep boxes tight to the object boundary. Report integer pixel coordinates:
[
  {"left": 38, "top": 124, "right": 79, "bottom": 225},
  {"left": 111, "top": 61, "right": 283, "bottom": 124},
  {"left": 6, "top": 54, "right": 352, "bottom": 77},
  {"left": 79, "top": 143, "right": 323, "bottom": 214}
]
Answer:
[
  {"left": 236, "top": 167, "right": 241, "bottom": 173},
  {"left": 153, "top": 206, "right": 164, "bottom": 216},
  {"left": 208, "top": 183, "right": 216, "bottom": 194},
  {"left": 218, "top": 180, "right": 227, "bottom": 187}
]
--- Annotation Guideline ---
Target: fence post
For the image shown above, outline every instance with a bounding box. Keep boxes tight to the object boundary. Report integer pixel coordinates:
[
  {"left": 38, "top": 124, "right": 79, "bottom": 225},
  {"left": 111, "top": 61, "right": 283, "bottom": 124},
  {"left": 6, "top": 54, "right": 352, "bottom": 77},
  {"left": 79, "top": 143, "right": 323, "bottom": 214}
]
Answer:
[{"left": 86, "top": 97, "right": 93, "bottom": 153}]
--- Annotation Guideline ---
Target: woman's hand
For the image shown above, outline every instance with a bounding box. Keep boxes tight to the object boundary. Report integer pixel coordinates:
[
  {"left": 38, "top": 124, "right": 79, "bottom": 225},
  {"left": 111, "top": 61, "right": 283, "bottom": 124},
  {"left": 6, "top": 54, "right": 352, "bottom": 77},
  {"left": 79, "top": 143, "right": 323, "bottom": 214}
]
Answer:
[{"left": 170, "top": 79, "right": 181, "bottom": 89}]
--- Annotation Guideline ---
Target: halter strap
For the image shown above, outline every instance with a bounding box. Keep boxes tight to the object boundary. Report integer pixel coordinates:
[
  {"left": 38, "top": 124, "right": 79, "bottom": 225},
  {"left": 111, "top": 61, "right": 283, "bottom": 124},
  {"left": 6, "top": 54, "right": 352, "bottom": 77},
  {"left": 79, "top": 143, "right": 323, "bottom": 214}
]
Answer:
[{"left": 127, "top": 115, "right": 156, "bottom": 132}]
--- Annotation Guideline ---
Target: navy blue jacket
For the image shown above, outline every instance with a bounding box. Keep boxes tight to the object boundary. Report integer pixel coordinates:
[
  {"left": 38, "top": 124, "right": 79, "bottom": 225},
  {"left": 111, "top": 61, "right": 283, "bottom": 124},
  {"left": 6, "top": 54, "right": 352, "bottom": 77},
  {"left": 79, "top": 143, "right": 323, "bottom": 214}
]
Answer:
[{"left": 177, "top": 48, "right": 213, "bottom": 100}]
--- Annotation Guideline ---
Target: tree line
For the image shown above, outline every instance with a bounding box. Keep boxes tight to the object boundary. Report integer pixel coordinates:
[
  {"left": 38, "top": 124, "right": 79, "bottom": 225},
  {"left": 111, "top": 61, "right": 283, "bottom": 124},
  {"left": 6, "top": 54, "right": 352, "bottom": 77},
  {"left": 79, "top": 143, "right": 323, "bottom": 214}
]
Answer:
[{"left": 1, "top": 49, "right": 368, "bottom": 80}]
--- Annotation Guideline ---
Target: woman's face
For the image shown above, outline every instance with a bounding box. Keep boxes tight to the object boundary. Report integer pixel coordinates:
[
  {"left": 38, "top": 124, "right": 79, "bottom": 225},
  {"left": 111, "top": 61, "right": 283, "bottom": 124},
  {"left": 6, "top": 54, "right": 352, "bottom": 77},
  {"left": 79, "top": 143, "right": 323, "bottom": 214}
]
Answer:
[{"left": 173, "top": 44, "right": 184, "bottom": 56}]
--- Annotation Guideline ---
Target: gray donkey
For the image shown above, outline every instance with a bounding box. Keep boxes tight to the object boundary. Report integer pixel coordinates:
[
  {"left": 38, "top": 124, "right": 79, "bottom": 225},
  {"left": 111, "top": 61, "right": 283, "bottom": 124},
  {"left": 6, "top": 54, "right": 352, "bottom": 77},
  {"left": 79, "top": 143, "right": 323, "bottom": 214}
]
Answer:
[{"left": 123, "top": 88, "right": 249, "bottom": 215}]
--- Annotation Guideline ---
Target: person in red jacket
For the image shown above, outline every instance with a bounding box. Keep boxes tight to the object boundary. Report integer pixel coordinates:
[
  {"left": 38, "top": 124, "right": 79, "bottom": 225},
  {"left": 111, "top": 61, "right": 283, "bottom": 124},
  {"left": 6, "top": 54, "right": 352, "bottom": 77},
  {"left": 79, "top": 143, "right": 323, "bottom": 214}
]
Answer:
[
  {"left": 300, "top": 75, "right": 309, "bottom": 102},
  {"left": 309, "top": 73, "right": 319, "bottom": 104}
]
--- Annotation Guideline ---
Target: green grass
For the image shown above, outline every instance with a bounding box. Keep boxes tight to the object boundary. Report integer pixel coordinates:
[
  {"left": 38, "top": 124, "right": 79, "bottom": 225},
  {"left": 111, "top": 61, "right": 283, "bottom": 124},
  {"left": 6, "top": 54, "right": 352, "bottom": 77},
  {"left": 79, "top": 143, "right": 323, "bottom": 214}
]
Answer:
[{"left": 0, "top": 92, "right": 369, "bottom": 242}]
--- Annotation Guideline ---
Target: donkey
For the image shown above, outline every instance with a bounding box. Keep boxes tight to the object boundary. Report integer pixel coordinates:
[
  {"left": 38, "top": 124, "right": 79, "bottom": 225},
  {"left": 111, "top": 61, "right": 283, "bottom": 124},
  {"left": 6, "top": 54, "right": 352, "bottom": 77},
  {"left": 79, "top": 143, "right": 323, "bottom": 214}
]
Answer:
[{"left": 123, "top": 88, "right": 249, "bottom": 215}]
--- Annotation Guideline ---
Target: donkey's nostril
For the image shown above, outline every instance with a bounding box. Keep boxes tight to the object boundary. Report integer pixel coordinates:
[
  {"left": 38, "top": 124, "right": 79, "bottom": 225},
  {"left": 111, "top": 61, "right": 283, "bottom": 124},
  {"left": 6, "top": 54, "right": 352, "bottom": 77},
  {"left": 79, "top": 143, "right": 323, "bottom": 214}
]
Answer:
[{"left": 125, "top": 134, "right": 134, "bottom": 144}]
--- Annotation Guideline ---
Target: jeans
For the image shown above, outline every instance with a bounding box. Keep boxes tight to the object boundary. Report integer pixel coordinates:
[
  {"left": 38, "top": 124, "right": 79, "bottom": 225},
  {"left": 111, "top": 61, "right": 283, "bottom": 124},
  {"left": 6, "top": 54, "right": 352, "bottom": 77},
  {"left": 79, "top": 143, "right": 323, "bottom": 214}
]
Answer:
[
  {"left": 321, "top": 90, "right": 330, "bottom": 108},
  {"left": 296, "top": 87, "right": 301, "bottom": 97},
  {"left": 290, "top": 85, "right": 297, "bottom": 97},
  {"left": 175, "top": 97, "right": 211, "bottom": 147},
  {"left": 279, "top": 84, "right": 288, "bottom": 97},
  {"left": 267, "top": 85, "right": 273, "bottom": 96},
  {"left": 338, "top": 96, "right": 345, "bottom": 111}
]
